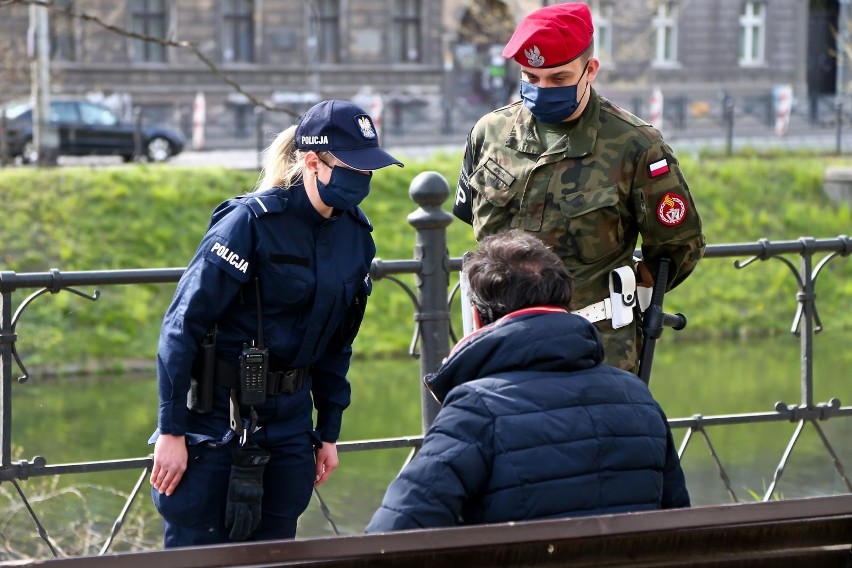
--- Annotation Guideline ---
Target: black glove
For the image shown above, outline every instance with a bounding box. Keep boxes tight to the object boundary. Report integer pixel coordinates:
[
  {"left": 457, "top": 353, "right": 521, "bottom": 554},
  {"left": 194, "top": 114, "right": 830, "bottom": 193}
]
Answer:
[{"left": 224, "top": 445, "right": 270, "bottom": 541}]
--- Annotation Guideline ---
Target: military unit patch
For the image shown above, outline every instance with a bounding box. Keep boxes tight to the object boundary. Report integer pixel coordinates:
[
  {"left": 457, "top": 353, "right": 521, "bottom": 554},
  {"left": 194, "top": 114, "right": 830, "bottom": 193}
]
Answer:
[{"left": 657, "top": 192, "right": 687, "bottom": 226}]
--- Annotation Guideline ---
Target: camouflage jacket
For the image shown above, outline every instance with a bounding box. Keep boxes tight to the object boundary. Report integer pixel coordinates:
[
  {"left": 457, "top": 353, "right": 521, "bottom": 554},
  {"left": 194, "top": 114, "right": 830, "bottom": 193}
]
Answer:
[
  {"left": 453, "top": 89, "right": 705, "bottom": 370},
  {"left": 453, "top": 89, "right": 705, "bottom": 371}
]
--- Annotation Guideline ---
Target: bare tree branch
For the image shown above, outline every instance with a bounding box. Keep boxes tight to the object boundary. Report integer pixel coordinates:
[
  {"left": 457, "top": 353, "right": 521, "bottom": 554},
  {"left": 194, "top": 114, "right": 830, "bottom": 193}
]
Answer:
[{"left": 1, "top": 0, "right": 299, "bottom": 116}]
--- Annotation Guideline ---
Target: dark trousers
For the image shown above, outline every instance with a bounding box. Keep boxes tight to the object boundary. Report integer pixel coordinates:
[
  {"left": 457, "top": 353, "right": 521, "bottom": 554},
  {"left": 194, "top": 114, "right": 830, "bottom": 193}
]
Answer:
[{"left": 152, "top": 429, "right": 316, "bottom": 547}]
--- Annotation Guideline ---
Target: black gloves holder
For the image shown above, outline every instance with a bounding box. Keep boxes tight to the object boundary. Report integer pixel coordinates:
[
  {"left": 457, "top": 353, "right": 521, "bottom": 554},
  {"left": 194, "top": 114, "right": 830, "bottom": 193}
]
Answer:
[{"left": 225, "top": 444, "right": 271, "bottom": 541}]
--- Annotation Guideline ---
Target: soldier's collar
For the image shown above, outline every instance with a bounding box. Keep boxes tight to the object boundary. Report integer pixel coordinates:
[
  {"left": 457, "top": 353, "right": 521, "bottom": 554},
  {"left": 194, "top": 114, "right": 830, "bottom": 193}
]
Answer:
[{"left": 506, "top": 88, "right": 601, "bottom": 159}]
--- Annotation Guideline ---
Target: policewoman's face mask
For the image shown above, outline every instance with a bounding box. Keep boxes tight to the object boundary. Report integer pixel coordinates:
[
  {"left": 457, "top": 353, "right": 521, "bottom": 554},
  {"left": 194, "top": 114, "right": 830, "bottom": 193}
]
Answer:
[
  {"left": 316, "top": 163, "right": 372, "bottom": 210},
  {"left": 519, "top": 62, "right": 590, "bottom": 124}
]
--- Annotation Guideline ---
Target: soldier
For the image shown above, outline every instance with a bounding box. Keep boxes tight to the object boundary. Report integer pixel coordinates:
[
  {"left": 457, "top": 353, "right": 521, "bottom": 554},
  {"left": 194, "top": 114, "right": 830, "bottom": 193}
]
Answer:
[{"left": 453, "top": 2, "right": 705, "bottom": 372}]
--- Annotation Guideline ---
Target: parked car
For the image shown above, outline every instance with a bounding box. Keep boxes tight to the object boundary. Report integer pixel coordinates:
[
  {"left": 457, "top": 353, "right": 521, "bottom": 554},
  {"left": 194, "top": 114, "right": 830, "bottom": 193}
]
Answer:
[{"left": 0, "top": 98, "right": 185, "bottom": 163}]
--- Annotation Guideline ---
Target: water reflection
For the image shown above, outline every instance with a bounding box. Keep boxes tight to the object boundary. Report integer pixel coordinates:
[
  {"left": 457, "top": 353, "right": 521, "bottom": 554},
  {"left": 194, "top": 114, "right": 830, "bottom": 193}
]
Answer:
[{"left": 7, "top": 332, "right": 852, "bottom": 546}]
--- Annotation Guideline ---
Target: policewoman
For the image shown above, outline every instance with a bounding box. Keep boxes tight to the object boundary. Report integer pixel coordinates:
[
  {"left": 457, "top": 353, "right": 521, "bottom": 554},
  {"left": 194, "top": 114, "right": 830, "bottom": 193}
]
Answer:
[
  {"left": 149, "top": 100, "right": 402, "bottom": 547},
  {"left": 453, "top": 3, "right": 705, "bottom": 373}
]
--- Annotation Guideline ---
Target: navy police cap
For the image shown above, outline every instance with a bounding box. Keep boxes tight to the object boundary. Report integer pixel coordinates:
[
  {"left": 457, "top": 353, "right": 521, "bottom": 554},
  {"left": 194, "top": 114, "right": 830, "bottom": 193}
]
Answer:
[{"left": 295, "top": 99, "right": 403, "bottom": 171}]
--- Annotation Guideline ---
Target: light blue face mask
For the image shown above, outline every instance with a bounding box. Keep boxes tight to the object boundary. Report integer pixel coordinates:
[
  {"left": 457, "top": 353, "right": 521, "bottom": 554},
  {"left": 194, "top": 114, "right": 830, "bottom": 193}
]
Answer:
[
  {"left": 519, "top": 62, "right": 590, "bottom": 124},
  {"left": 316, "top": 163, "right": 372, "bottom": 210}
]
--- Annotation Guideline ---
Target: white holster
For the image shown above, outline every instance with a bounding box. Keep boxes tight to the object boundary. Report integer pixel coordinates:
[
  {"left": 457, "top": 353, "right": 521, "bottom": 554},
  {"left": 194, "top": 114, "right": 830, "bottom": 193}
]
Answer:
[
  {"left": 608, "top": 266, "right": 637, "bottom": 328},
  {"left": 571, "top": 266, "right": 637, "bottom": 329}
]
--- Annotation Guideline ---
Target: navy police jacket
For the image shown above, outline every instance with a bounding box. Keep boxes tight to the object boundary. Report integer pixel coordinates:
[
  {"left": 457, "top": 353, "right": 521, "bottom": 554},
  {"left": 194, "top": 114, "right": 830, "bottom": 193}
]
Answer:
[
  {"left": 155, "top": 181, "right": 374, "bottom": 443},
  {"left": 366, "top": 307, "right": 689, "bottom": 532}
]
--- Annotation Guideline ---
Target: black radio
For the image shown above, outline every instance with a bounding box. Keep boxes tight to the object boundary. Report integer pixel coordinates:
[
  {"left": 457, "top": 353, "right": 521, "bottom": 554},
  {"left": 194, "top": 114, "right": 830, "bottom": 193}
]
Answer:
[{"left": 239, "top": 345, "right": 268, "bottom": 406}]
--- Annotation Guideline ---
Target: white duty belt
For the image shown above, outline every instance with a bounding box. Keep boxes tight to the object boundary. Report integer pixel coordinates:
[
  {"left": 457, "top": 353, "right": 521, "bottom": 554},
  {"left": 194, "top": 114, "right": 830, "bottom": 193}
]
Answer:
[{"left": 571, "top": 266, "right": 639, "bottom": 329}]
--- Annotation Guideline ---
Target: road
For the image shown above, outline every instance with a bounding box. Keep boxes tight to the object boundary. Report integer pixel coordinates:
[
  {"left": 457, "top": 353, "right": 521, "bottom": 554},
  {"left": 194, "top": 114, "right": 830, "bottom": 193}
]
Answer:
[{"left": 6, "top": 128, "right": 852, "bottom": 170}]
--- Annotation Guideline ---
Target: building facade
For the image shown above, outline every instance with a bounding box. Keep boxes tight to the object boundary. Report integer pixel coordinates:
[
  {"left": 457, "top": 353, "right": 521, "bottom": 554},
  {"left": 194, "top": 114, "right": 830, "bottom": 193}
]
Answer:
[{"left": 0, "top": 0, "right": 849, "bottom": 148}]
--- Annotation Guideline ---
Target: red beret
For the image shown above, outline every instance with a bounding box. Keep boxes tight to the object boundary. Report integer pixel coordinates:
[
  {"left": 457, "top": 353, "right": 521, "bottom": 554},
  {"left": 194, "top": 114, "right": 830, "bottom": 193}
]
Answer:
[{"left": 502, "top": 3, "right": 594, "bottom": 69}]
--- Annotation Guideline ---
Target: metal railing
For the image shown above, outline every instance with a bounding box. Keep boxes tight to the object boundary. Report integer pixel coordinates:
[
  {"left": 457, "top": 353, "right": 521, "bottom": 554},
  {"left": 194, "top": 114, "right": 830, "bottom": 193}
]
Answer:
[{"left": 1, "top": 171, "right": 851, "bottom": 559}]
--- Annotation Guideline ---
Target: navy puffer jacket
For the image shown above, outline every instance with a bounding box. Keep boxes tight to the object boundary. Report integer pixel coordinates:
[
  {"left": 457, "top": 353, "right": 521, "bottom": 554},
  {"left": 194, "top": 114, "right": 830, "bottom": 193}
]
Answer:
[{"left": 366, "top": 307, "right": 689, "bottom": 532}]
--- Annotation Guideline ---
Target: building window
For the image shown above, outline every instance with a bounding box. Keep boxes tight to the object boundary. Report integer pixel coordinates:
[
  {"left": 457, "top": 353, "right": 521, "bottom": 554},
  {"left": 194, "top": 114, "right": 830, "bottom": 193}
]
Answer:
[
  {"left": 589, "top": 0, "right": 613, "bottom": 63},
  {"left": 50, "top": 0, "right": 76, "bottom": 61},
  {"left": 223, "top": 0, "right": 254, "bottom": 63},
  {"left": 310, "top": 0, "right": 340, "bottom": 64},
  {"left": 130, "top": 0, "right": 167, "bottom": 63},
  {"left": 652, "top": 2, "right": 678, "bottom": 66},
  {"left": 739, "top": 2, "right": 765, "bottom": 66},
  {"left": 392, "top": 0, "right": 421, "bottom": 63}
]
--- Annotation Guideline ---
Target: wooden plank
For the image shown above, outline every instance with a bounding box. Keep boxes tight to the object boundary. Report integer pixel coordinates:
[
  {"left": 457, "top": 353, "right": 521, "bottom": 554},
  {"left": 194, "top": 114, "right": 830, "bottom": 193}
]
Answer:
[{"left": 5, "top": 494, "right": 852, "bottom": 568}]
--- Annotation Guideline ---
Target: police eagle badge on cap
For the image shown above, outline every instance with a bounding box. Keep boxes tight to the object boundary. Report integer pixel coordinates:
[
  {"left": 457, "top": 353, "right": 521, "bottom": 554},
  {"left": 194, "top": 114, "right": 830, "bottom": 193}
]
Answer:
[{"left": 357, "top": 115, "right": 377, "bottom": 139}]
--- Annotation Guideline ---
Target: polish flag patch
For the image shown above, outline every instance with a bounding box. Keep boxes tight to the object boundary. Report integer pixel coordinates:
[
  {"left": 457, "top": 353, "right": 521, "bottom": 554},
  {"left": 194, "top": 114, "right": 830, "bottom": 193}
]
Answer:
[
  {"left": 657, "top": 192, "right": 687, "bottom": 226},
  {"left": 649, "top": 158, "right": 670, "bottom": 177}
]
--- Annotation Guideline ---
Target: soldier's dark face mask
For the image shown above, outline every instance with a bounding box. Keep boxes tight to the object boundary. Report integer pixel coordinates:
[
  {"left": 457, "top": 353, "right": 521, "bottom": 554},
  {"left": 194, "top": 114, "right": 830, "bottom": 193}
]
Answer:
[
  {"left": 316, "top": 159, "right": 372, "bottom": 210},
  {"left": 519, "top": 61, "right": 590, "bottom": 124}
]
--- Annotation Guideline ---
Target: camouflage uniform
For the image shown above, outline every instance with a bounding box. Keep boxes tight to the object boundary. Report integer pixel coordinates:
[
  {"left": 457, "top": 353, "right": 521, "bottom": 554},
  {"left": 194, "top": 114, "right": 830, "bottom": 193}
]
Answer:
[{"left": 453, "top": 88, "right": 705, "bottom": 372}]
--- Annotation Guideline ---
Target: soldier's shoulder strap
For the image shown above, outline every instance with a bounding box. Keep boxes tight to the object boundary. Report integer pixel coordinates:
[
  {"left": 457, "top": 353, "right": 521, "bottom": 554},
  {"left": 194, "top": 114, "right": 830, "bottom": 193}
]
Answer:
[{"left": 599, "top": 95, "right": 650, "bottom": 129}]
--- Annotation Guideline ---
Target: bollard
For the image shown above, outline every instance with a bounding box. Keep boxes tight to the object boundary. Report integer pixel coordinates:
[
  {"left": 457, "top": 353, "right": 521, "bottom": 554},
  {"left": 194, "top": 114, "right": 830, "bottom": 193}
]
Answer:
[
  {"left": 133, "top": 107, "right": 143, "bottom": 161},
  {"left": 255, "top": 106, "right": 265, "bottom": 171},
  {"left": 0, "top": 112, "right": 8, "bottom": 166},
  {"left": 835, "top": 98, "right": 844, "bottom": 156},
  {"left": 723, "top": 93, "right": 735, "bottom": 156},
  {"left": 407, "top": 172, "right": 454, "bottom": 431}
]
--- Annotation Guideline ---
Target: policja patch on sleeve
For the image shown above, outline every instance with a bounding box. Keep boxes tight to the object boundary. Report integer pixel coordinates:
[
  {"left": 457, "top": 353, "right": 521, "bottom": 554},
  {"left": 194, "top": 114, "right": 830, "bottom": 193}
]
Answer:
[
  {"left": 201, "top": 202, "right": 256, "bottom": 283},
  {"left": 204, "top": 238, "right": 251, "bottom": 281}
]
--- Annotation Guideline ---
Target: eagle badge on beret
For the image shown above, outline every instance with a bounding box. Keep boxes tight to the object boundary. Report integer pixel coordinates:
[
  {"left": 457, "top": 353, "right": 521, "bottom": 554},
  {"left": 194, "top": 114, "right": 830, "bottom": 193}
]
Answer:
[{"left": 524, "top": 45, "right": 545, "bottom": 67}]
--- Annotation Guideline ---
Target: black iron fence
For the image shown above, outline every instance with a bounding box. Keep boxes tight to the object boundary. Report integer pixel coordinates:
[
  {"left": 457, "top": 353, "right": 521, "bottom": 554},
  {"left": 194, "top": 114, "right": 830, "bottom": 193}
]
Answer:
[{"left": 1, "top": 172, "right": 851, "bottom": 560}]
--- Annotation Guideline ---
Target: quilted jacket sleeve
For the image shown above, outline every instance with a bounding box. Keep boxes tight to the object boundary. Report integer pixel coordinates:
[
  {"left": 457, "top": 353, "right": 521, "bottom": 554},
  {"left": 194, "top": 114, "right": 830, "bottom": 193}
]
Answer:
[{"left": 365, "top": 386, "right": 494, "bottom": 532}]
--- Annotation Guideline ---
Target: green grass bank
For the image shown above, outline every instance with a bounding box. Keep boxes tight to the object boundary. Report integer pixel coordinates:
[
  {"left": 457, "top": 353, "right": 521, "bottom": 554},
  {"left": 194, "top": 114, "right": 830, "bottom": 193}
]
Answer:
[{"left": 1, "top": 151, "right": 851, "bottom": 371}]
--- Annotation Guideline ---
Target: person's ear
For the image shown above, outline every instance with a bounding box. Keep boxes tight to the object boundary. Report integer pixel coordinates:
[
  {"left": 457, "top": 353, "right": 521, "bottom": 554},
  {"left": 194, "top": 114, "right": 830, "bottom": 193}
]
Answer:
[
  {"left": 585, "top": 57, "right": 600, "bottom": 83},
  {"left": 305, "top": 152, "right": 321, "bottom": 176},
  {"left": 471, "top": 304, "right": 485, "bottom": 330}
]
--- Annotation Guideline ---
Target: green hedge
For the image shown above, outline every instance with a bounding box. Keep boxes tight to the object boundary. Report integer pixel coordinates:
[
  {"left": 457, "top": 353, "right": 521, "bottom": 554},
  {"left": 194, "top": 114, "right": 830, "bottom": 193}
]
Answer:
[{"left": 1, "top": 152, "right": 851, "bottom": 370}]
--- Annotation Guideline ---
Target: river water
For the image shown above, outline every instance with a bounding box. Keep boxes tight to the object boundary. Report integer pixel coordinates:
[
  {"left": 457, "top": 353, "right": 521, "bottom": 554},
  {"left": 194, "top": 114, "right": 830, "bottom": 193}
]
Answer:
[{"left": 5, "top": 331, "right": 851, "bottom": 554}]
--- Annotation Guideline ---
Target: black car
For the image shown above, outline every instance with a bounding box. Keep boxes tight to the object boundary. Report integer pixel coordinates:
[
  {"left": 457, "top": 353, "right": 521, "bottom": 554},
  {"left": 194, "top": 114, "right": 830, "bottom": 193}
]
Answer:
[{"left": 0, "top": 98, "right": 185, "bottom": 163}]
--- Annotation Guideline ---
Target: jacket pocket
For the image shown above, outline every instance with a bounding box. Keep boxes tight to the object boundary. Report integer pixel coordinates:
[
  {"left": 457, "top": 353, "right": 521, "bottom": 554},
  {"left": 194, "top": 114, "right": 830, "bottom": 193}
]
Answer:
[
  {"left": 559, "top": 184, "right": 624, "bottom": 263},
  {"left": 470, "top": 158, "right": 517, "bottom": 207},
  {"left": 264, "top": 262, "right": 312, "bottom": 308}
]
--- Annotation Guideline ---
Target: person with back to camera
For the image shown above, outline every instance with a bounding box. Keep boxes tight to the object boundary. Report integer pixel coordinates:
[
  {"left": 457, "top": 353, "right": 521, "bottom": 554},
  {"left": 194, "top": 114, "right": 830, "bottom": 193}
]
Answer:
[
  {"left": 365, "top": 230, "right": 689, "bottom": 532},
  {"left": 453, "top": 2, "right": 706, "bottom": 373},
  {"left": 149, "top": 99, "right": 403, "bottom": 547}
]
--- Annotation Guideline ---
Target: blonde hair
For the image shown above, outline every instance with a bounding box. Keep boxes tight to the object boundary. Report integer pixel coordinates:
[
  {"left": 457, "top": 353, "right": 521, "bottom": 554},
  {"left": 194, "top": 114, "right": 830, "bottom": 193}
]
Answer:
[{"left": 255, "top": 125, "right": 308, "bottom": 191}]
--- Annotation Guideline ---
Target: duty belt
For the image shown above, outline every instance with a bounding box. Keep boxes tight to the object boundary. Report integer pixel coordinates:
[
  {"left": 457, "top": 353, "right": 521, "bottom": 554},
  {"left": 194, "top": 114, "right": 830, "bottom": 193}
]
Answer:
[
  {"left": 214, "top": 358, "right": 307, "bottom": 395},
  {"left": 571, "top": 299, "right": 613, "bottom": 324}
]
